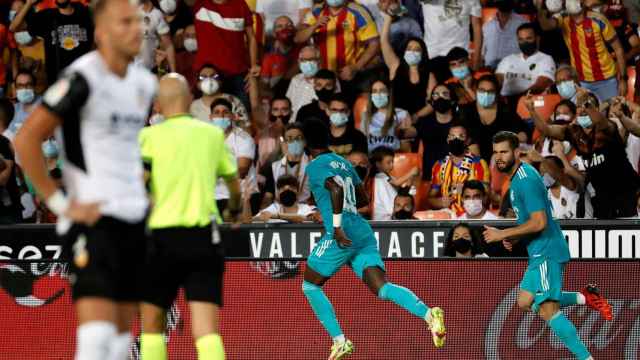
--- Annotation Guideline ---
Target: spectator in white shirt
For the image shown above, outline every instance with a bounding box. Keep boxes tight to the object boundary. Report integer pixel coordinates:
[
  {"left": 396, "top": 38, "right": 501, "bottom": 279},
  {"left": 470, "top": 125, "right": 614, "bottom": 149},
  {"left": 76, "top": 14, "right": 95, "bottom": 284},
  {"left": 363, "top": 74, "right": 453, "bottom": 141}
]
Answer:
[
  {"left": 541, "top": 155, "right": 593, "bottom": 219},
  {"left": 256, "top": 0, "right": 312, "bottom": 33},
  {"left": 287, "top": 45, "right": 322, "bottom": 120},
  {"left": 482, "top": 0, "right": 527, "bottom": 69},
  {"left": 137, "top": 0, "right": 176, "bottom": 71},
  {"left": 254, "top": 174, "right": 317, "bottom": 223},
  {"left": 496, "top": 23, "right": 556, "bottom": 97},
  {"left": 370, "top": 146, "right": 419, "bottom": 220},
  {"left": 457, "top": 180, "right": 501, "bottom": 220},
  {"left": 210, "top": 98, "right": 260, "bottom": 215}
]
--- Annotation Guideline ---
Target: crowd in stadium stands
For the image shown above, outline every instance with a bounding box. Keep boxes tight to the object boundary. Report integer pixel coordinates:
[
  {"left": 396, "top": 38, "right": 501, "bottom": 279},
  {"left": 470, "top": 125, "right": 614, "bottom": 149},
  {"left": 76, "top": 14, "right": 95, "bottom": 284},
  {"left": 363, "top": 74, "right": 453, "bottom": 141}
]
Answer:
[{"left": 2, "top": 0, "right": 640, "bottom": 226}]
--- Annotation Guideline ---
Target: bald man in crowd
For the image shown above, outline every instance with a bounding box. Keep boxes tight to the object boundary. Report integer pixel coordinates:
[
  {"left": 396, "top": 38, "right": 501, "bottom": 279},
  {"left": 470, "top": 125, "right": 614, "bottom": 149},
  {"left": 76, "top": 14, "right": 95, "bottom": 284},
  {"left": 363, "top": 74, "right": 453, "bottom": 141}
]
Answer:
[{"left": 138, "top": 73, "right": 241, "bottom": 360}]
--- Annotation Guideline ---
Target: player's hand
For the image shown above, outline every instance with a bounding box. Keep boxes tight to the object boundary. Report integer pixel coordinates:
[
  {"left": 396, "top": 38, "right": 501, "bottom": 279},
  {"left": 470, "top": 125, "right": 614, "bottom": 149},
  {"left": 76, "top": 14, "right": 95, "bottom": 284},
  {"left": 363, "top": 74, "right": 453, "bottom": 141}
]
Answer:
[
  {"left": 483, "top": 225, "right": 505, "bottom": 243},
  {"left": 65, "top": 201, "right": 102, "bottom": 226},
  {"left": 334, "top": 227, "right": 352, "bottom": 248},
  {"left": 502, "top": 239, "right": 514, "bottom": 252}
]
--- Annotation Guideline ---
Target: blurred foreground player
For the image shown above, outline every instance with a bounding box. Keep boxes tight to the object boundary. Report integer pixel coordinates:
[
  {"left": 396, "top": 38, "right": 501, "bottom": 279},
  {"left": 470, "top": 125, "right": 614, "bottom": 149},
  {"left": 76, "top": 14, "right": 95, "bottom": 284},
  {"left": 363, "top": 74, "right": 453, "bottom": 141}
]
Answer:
[
  {"left": 138, "top": 73, "right": 241, "bottom": 360},
  {"left": 484, "top": 131, "right": 613, "bottom": 360},
  {"left": 302, "top": 119, "right": 446, "bottom": 360},
  {"left": 14, "top": 0, "right": 158, "bottom": 358}
]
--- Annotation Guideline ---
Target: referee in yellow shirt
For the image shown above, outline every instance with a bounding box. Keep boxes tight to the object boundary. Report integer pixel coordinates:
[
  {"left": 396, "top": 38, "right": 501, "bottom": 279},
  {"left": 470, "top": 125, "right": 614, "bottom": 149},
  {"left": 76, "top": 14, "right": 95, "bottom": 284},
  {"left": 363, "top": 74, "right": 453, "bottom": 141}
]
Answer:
[{"left": 138, "top": 73, "right": 241, "bottom": 360}]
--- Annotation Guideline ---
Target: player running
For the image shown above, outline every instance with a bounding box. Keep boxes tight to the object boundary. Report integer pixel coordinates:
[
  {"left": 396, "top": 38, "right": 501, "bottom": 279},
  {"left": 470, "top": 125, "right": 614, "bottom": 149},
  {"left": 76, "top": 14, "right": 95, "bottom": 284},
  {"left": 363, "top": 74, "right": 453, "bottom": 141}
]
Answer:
[
  {"left": 301, "top": 119, "right": 445, "bottom": 360},
  {"left": 484, "top": 131, "right": 613, "bottom": 360},
  {"left": 14, "top": 0, "right": 157, "bottom": 358}
]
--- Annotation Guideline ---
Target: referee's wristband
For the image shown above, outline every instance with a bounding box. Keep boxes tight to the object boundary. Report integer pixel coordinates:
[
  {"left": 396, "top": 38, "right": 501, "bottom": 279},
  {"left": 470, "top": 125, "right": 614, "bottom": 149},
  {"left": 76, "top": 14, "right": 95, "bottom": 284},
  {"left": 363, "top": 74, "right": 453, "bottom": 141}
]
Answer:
[
  {"left": 46, "top": 190, "right": 70, "bottom": 216},
  {"left": 333, "top": 213, "right": 342, "bottom": 228}
]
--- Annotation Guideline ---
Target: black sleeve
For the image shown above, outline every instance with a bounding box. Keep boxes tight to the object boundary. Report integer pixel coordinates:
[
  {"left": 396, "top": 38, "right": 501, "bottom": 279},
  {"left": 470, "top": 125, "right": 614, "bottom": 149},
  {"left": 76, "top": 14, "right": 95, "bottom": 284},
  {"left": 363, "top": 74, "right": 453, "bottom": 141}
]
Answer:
[
  {"left": 0, "top": 136, "right": 14, "bottom": 161},
  {"left": 261, "top": 161, "right": 275, "bottom": 195},
  {"left": 26, "top": 9, "right": 47, "bottom": 38},
  {"left": 353, "top": 129, "right": 369, "bottom": 154},
  {"left": 42, "top": 72, "right": 90, "bottom": 121}
]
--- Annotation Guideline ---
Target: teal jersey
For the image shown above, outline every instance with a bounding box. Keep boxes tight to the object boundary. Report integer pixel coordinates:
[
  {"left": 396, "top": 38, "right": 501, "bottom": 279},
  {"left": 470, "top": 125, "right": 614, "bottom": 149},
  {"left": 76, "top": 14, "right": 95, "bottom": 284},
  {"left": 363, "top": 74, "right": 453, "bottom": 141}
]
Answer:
[
  {"left": 509, "top": 162, "right": 571, "bottom": 265},
  {"left": 306, "top": 152, "right": 361, "bottom": 236}
]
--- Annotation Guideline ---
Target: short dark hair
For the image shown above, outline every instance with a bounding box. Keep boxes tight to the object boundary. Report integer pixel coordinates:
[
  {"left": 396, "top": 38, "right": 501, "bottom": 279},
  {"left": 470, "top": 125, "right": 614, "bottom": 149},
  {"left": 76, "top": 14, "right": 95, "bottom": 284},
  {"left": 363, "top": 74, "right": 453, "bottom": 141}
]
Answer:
[
  {"left": 0, "top": 98, "right": 15, "bottom": 129},
  {"left": 328, "top": 93, "right": 349, "bottom": 107},
  {"left": 462, "top": 179, "right": 486, "bottom": 196},
  {"left": 303, "top": 118, "right": 329, "bottom": 149},
  {"left": 370, "top": 146, "right": 395, "bottom": 173},
  {"left": 492, "top": 131, "right": 519, "bottom": 150},
  {"left": 276, "top": 174, "right": 299, "bottom": 190},
  {"left": 199, "top": 63, "right": 218, "bottom": 75},
  {"left": 446, "top": 47, "right": 469, "bottom": 63},
  {"left": 211, "top": 98, "right": 233, "bottom": 113},
  {"left": 271, "top": 96, "right": 291, "bottom": 108},
  {"left": 15, "top": 70, "right": 35, "bottom": 85},
  {"left": 284, "top": 121, "right": 304, "bottom": 134},
  {"left": 395, "top": 187, "right": 415, "bottom": 207},
  {"left": 476, "top": 74, "right": 500, "bottom": 91},
  {"left": 517, "top": 22, "right": 538, "bottom": 36},
  {"left": 554, "top": 99, "right": 577, "bottom": 118},
  {"left": 315, "top": 69, "right": 336, "bottom": 81},
  {"left": 545, "top": 155, "right": 565, "bottom": 170}
]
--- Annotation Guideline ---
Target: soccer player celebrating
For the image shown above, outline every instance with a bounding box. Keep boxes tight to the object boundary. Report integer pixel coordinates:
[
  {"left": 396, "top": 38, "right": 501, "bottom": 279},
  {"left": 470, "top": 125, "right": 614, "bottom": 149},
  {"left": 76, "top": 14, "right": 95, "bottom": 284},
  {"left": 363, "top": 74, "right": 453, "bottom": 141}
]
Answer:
[
  {"left": 301, "top": 118, "right": 446, "bottom": 360},
  {"left": 14, "top": 0, "right": 158, "bottom": 358},
  {"left": 484, "top": 131, "right": 613, "bottom": 360},
  {"left": 138, "top": 73, "right": 241, "bottom": 360}
]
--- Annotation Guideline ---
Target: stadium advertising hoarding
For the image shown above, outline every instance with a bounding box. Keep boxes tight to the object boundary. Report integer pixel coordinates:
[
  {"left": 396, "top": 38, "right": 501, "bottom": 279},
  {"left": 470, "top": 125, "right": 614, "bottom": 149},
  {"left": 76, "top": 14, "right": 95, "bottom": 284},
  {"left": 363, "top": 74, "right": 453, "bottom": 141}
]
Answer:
[
  {"left": 0, "top": 261, "right": 637, "bottom": 359},
  {"left": 1, "top": 220, "right": 639, "bottom": 260}
]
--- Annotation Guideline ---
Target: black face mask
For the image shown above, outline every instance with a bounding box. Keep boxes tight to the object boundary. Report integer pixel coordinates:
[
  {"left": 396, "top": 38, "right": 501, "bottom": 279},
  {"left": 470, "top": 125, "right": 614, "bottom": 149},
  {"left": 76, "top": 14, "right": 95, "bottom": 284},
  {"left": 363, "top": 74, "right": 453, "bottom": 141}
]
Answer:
[
  {"left": 497, "top": 0, "right": 513, "bottom": 13},
  {"left": 279, "top": 190, "right": 297, "bottom": 207},
  {"left": 432, "top": 98, "right": 453, "bottom": 114},
  {"left": 316, "top": 88, "right": 333, "bottom": 103},
  {"left": 448, "top": 138, "right": 466, "bottom": 156},
  {"left": 453, "top": 239, "right": 472, "bottom": 254},
  {"left": 270, "top": 114, "right": 291, "bottom": 123},
  {"left": 393, "top": 209, "right": 413, "bottom": 220},
  {"left": 519, "top": 41, "right": 537, "bottom": 56},
  {"left": 355, "top": 165, "right": 368, "bottom": 181}
]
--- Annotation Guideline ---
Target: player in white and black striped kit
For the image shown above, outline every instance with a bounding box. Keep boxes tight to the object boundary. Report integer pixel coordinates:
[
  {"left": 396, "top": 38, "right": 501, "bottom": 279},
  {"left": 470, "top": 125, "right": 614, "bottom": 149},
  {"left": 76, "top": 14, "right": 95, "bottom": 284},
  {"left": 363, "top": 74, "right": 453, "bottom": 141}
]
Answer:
[{"left": 14, "top": 0, "right": 157, "bottom": 359}]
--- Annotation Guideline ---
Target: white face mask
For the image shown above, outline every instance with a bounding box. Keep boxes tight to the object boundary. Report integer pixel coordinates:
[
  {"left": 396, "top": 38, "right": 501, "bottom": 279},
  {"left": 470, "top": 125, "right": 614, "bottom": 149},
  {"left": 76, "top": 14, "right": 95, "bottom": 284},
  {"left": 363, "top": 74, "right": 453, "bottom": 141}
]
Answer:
[
  {"left": 183, "top": 38, "right": 197, "bottom": 52},
  {"left": 199, "top": 78, "right": 219, "bottom": 95},
  {"left": 159, "top": 0, "right": 176, "bottom": 14},
  {"left": 463, "top": 199, "right": 484, "bottom": 217},
  {"left": 566, "top": 0, "right": 583, "bottom": 15}
]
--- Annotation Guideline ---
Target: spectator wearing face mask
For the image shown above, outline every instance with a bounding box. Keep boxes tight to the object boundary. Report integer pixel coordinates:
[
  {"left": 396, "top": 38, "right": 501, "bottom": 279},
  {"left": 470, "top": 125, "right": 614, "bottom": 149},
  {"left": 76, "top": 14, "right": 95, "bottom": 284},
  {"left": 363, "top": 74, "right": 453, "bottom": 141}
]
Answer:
[
  {"left": 482, "top": 0, "right": 527, "bottom": 69},
  {"left": 255, "top": 0, "right": 312, "bottom": 33},
  {"left": 260, "top": 16, "right": 300, "bottom": 91},
  {"left": 210, "top": 98, "right": 260, "bottom": 215},
  {"left": 428, "top": 123, "right": 490, "bottom": 216},
  {"left": 540, "top": 154, "right": 593, "bottom": 219},
  {"left": 287, "top": 45, "right": 337, "bottom": 120},
  {"left": 190, "top": 64, "right": 250, "bottom": 129},
  {"left": 0, "top": 98, "right": 19, "bottom": 224},
  {"left": 256, "top": 96, "right": 291, "bottom": 168},
  {"left": 326, "top": 94, "right": 368, "bottom": 157},
  {"left": 136, "top": 0, "right": 176, "bottom": 72},
  {"left": 158, "top": 0, "right": 192, "bottom": 37},
  {"left": 537, "top": 0, "right": 627, "bottom": 102},
  {"left": 416, "top": 83, "right": 457, "bottom": 181},
  {"left": 3, "top": 71, "right": 38, "bottom": 142},
  {"left": 443, "top": 223, "right": 487, "bottom": 258},
  {"left": 261, "top": 122, "right": 311, "bottom": 207},
  {"left": 9, "top": 0, "right": 93, "bottom": 83},
  {"left": 496, "top": 23, "right": 556, "bottom": 99},
  {"left": 457, "top": 179, "right": 500, "bottom": 220},
  {"left": 445, "top": 47, "right": 475, "bottom": 104},
  {"left": 254, "top": 174, "right": 316, "bottom": 223},
  {"left": 10, "top": 1, "right": 46, "bottom": 94},
  {"left": 370, "top": 146, "right": 419, "bottom": 220},
  {"left": 295, "top": 68, "right": 337, "bottom": 125},
  {"left": 360, "top": 78, "right": 416, "bottom": 153},
  {"left": 555, "top": 64, "right": 580, "bottom": 103},
  {"left": 175, "top": 24, "right": 197, "bottom": 89},
  {"left": 391, "top": 189, "right": 416, "bottom": 220}
]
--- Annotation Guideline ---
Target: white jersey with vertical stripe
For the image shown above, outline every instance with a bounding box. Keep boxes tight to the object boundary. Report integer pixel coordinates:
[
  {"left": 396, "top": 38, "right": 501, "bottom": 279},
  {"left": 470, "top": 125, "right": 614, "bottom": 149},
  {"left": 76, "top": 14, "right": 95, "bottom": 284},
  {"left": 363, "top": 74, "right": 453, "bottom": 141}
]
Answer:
[{"left": 42, "top": 51, "right": 157, "bottom": 229}]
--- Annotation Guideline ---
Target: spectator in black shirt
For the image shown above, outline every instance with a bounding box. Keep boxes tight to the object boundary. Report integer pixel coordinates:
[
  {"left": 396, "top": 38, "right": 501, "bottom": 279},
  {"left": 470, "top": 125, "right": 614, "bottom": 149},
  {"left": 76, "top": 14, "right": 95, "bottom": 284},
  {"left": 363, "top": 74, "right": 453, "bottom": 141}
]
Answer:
[
  {"left": 326, "top": 94, "right": 368, "bottom": 157},
  {"left": 0, "top": 99, "right": 20, "bottom": 224},
  {"left": 295, "top": 69, "right": 336, "bottom": 125},
  {"left": 10, "top": 0, "right": 94, "bottom": 84},
  {"left": 460, "top": 74, "right": 528, "bottom": 162}
]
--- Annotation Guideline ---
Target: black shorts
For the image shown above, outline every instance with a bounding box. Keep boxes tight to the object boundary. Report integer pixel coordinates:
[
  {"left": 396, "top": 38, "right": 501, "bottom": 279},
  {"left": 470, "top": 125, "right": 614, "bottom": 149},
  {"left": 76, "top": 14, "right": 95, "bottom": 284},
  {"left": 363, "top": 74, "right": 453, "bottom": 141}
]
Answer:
[
  {"left": 143, "top": 224, "right": 225, "bottom": 309},
  {"left": 62, "top": 216, "right": 148, "bottom": 302}
]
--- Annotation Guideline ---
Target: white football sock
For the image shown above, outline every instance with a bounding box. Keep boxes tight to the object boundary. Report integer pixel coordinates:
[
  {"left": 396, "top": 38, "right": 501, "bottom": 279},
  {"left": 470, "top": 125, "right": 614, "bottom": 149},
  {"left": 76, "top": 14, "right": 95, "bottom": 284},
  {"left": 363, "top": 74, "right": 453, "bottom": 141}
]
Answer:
[
  {"left": 333, "top": 334, "right": 346, "bottom": 344},
  {"left": 75, "top": 321, "right": 117, "bottom": 360},
  {"left": 577, "top": 293, "right": 586, "bottom": 305},
  {"left": 107, "top": 332, "right": 132, "bottom": 360}
]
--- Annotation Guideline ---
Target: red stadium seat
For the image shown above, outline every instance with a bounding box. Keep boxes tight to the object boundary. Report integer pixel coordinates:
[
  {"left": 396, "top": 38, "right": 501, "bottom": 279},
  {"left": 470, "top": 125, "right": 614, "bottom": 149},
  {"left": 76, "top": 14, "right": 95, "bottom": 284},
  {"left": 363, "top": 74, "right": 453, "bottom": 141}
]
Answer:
[
  {"left": 414, "top": 180, "right": 431, "bottom": 211},
  {"left": 353, "top": 94, "right": 368, "bottom": 131},
  {"left": 390, "top": 152, "right": 421, "bottom": 179},
  {"left": 517, "top": 93, "right": 562, "bottom": 122},
  {"left": 481, "top": 7, "right": 498, "bottom": 24},
  {"left": 627, "top": 66, "right": 636, "bottom": 101},
  {"left": 414, "top": 209, "right": 454, "bottom": 220}
]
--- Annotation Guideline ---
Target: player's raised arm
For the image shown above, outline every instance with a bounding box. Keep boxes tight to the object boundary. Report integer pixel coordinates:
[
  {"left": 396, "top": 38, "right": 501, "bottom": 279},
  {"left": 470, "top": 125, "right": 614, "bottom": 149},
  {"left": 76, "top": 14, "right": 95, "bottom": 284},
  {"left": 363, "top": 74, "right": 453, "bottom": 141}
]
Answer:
[{"left": 325, "top": 176, "right": 351, "bottom": 248}]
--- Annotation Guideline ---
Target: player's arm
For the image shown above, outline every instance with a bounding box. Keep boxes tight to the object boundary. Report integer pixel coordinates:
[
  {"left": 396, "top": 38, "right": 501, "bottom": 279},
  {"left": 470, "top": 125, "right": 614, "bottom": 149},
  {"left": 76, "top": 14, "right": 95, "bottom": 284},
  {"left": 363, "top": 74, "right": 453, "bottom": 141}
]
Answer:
[
  {"left": 325, "top": 177, "right": 352, "bottom": 247},
  {"left": 217, "top": 138, "right": 242, "bottom": 222},
  {"left": 484, "top": 210, "right": 546, "bottom": 244}
]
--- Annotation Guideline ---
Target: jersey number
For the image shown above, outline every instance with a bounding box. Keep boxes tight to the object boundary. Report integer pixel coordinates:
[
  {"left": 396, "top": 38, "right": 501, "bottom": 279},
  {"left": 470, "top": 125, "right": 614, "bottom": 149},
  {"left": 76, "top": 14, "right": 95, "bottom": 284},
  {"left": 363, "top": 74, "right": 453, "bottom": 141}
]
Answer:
[{"left": 334, "top": 175, "right": 357, "bottom": 213}]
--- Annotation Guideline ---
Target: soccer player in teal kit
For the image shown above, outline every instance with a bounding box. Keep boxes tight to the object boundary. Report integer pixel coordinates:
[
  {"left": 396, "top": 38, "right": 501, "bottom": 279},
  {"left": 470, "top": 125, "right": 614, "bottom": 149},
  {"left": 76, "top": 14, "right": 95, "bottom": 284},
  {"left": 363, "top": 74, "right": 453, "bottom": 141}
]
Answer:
[
  {"left": 484, "top": 131, "right": 613, "bottom": 360},
  {"left": 300, "top": 119, "right": 446, "bottom": 360}
]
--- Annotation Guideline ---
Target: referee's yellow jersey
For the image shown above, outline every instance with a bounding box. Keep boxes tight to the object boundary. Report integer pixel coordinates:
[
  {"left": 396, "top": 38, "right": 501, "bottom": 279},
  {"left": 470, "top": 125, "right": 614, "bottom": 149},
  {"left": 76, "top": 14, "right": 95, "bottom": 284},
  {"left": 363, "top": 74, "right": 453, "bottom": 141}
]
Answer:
[{"left": 139, "top": 114, "right": 237, "bottom": 229}]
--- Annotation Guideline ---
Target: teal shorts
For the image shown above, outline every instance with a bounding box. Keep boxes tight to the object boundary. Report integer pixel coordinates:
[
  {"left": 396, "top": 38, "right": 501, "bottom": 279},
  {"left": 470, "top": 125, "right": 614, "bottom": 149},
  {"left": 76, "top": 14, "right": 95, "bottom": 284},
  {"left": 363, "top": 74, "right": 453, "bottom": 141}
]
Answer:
[
  {"left": 520, "top": 259, "right": 565, "bottom": 307},
  {"left": 307, "top": 216, "right": 385, "bottom": 279}
]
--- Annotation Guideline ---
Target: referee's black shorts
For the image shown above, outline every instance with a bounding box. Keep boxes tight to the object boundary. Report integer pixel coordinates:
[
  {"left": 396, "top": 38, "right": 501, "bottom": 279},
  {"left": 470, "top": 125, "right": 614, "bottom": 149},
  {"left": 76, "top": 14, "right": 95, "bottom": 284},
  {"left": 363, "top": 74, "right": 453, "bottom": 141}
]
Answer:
[
  {"left": 62, "top": 216, "right": 148, "bottom": 302},
  {"left": 143, "top": 224, "right": 225, "bottom": 309}
]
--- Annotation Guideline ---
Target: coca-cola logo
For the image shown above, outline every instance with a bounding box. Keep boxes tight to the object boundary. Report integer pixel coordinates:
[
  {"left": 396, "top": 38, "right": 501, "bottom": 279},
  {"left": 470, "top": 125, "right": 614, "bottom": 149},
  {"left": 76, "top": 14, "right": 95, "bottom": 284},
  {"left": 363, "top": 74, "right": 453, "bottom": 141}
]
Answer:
[
  {"left": 0, "top": 262, "right": 67, "bottom": 307},
  {"left": 486, "top": 287, "right": 640, "bottom": 359}
]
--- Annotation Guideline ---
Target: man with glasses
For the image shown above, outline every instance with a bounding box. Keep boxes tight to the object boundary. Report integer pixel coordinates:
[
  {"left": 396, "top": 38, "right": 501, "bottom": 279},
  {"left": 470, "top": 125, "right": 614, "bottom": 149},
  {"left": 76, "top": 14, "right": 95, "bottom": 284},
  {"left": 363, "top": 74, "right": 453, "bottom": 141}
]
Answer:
[
  {"left": 3, "top": 71, "right": 39, "bottom": 141},
  {"left": 287, "top": 45, "right": 330, "bottom": 120},
  {"left": 326, "top": 94, "right": 368, "bottom": 157}
]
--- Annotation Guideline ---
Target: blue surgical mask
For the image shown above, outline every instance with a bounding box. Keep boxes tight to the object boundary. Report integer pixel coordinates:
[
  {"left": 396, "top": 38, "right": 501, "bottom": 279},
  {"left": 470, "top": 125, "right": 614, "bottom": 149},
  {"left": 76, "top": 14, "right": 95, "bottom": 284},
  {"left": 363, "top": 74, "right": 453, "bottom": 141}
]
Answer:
[
  {"left": 557, "top": 80, "right": 577, "bottom": 99},
  {"left": 42, "top": 139, "right": 59, "bottom": 158},
  {"left": 451, "top": 66, "right": 470, "bottom": 80},
  {"left": 16, "top": 88, "right": 35, "bottom": 104},
  {"left": 14, "top": 31, "right": 32, "bottom": 46},
  {"left": 327, "top": 0, "right": 344, "bottom": 7},
  {"left": 211, "top": 117, "right": 231, "bottom": 130},
  {"left": 287, "top": 140, "right": 304, "bottom": 156},
  {"left": 330, "top": 112, "right": 349, "bottom": 127},
  {"left": 299, "top": 61, "right": 319, "bottom": 77},
  {"left": 577, "top": 115, "right": 592, "bottom": 128},
  {"left": 403, "top": 50, "right": 422, "bottom": 66},
  {"left": 9, "top": 10, "right": 16, "bottom": 22},
  {"left": 476, "top": 91, "right": 496, "bottom": 108},
  {"left": 371, "top": 92, "right": 389, "bottom": 108}
]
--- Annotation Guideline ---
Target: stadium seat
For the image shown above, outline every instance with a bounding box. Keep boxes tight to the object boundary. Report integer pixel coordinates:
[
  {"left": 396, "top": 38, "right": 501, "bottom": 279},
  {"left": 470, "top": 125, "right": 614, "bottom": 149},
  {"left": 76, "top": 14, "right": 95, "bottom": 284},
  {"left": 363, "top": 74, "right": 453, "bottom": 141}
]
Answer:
[
  {"left": 353, "top": 94, "right": 368, "bottom": 131},
  {"left": 415, "top": 180, "right": 431, "bottom": 211},
  {"left": 413, "top": 209, "right": 454, "bottom": 220},
  {"left": 391, "top": 152, "right": 422, "bottom": 179},
  {"left": 516, "top": 93, "right": 562, "bottom": 122}
]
